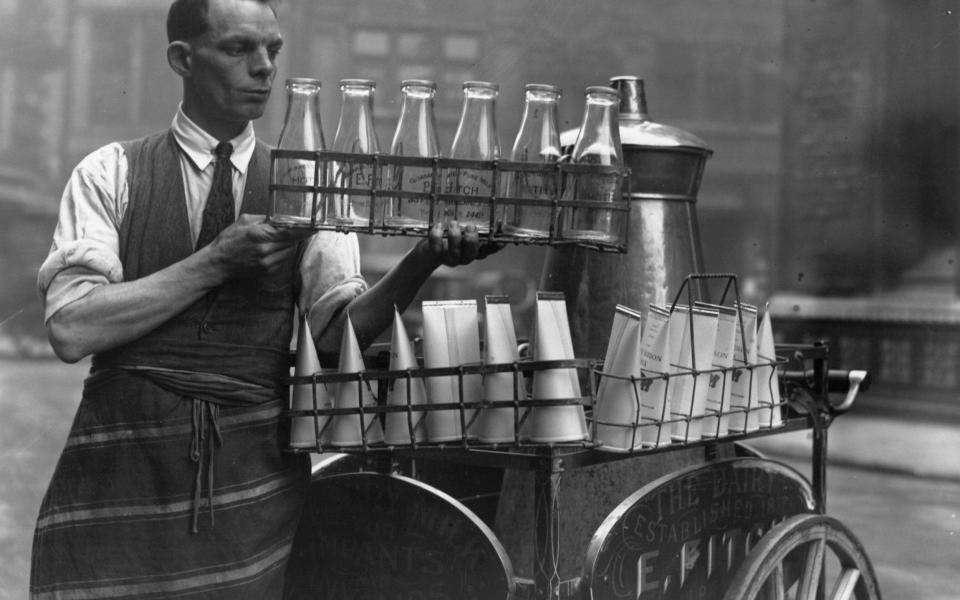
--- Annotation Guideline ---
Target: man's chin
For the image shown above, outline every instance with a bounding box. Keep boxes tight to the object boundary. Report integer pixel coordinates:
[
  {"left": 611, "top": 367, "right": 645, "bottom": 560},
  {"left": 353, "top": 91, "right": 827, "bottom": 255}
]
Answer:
[{"left": 237, "top": 104, "right": 268, "bottom": 122}]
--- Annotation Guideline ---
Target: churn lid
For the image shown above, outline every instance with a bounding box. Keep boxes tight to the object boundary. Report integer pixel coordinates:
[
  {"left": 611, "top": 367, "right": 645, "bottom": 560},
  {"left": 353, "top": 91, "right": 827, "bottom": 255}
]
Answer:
[
  {"left": 609, "top": 75, "right": 713, "bottom": 156},
  {"left": 561, "top": 76, "right": 713, "bottom": 158}
]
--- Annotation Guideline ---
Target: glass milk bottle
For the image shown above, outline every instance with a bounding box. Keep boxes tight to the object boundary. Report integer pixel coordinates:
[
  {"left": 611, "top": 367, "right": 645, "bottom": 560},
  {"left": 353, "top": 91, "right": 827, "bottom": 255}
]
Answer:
[
  {"left": 561, "top": 86, "right": 623, "bottom": 242},
  {"left": 331, "top": 79, "right": 380, "bottom": 227},
  {"left": 446, "top": 81, "right": 500, "bottom": 233},
  {"left": 385, "top": 79, "right": 441, "bottom": 232},
  {"left": 270, "top": 78, "right": 325, "bottom": 227},
  {"left": 501, "top": 83, "right": 562, "bottom": 238}
]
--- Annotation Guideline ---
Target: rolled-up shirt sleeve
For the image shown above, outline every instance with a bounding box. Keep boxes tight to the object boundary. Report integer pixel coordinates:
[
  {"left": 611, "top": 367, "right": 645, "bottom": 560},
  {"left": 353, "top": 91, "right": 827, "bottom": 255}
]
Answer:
[
  {"left": 38, "top": 143, "right": 127, "bottom": 322},
  {"left": 299, "top": 231, "right": 368, "bottom": 337}
]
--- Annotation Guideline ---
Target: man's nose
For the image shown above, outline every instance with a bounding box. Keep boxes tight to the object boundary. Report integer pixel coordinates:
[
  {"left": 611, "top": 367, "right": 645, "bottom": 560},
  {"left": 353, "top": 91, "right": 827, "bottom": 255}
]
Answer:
[{"left": 249, "top": 47, "right": 276, "bottom": 78}]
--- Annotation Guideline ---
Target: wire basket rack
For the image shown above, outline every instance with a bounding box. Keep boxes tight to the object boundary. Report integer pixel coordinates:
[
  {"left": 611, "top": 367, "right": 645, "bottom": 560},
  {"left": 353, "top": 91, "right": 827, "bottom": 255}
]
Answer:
[
  {"left": 284, "top": 274, "right": 795, "bottom": 455},
  {"left": 268, "top": 150, "right": 631, "bottom": 253}
]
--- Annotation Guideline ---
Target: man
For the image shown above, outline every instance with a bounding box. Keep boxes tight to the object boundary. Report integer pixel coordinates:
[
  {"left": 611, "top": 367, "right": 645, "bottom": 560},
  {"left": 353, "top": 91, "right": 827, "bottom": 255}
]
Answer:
[{"left": 30, "top": 0, "right": 496, "bottom": 597}]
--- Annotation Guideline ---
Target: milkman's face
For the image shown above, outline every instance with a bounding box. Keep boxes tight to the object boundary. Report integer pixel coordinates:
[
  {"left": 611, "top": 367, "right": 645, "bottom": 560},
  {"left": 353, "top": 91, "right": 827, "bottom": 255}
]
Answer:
[{"left": 181, "top": 0, "right": 283, "bottom": 137}]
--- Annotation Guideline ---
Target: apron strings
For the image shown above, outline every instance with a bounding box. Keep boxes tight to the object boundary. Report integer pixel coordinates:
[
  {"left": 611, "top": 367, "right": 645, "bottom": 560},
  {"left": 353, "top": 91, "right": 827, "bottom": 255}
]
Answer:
[{"left": 190, "top": 399, "right": 223, "bottom": 533}]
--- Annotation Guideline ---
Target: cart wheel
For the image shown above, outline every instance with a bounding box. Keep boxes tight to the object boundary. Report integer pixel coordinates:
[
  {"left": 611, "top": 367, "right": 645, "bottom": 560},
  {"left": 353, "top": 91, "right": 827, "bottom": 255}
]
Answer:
[{"left": 722, "top": 514, "right": 881, "bottom": 600}]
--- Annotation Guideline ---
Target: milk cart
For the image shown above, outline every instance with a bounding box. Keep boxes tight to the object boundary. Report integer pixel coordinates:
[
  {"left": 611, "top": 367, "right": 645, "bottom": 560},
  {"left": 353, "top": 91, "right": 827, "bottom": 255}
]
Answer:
[
  {"left": 272, "top": 89, "right": 880, "bottom": 596},
  {"left": 281, "top": 288, "right": 878, "bottom": 600}
]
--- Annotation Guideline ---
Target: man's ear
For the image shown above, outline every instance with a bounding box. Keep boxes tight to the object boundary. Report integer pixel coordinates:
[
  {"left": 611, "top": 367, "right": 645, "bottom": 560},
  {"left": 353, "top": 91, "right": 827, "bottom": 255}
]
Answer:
[{"left": 167, "top": 41, "right": 193, "bottom": 77}]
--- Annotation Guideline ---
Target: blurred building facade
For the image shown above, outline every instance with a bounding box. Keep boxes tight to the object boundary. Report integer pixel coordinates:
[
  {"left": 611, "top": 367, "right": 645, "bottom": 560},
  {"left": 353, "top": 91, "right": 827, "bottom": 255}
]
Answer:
[
  {"left": 1, "top": 0, "right": 957, "bottom": 393},
  {"left": 0, "top": 0, "right": 783, "bottom": 341},
  {"left": 771, "top": 0, "right": 960, "bottom": 395}
]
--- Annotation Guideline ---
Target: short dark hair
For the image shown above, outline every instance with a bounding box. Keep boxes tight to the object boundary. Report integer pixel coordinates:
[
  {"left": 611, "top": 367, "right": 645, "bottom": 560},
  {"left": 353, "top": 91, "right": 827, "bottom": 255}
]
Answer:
[{"left": 166, "top": 0, "right": 277, "bottom": 43}]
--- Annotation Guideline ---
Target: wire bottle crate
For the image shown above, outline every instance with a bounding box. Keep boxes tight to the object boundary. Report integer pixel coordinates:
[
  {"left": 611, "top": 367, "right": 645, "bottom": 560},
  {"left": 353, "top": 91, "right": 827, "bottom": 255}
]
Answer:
[{"left": 269, "top": 150, "right": 631, "bottom": 253}]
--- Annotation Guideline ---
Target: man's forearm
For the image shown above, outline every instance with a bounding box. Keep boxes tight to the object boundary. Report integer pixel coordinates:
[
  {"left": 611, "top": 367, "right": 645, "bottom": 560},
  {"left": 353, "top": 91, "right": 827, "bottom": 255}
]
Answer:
[
  {"left": 46, "top": 216, "right": 313, "bottom": 362},
  {"left": 46, "top": 251, "right": 225, "bottom": 363},
  {"left": 315, "top": 241, "right": 440, "bottom": 354}
]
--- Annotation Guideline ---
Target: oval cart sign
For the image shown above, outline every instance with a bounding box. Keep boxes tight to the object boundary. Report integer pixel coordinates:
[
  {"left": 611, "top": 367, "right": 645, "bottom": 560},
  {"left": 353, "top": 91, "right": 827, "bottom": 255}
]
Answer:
[
  {"left": 285, "top": 471, "right": 515, "bottom": 600},
  {"left": 583, "top": 457, "right": 816, "bottom": 600}
]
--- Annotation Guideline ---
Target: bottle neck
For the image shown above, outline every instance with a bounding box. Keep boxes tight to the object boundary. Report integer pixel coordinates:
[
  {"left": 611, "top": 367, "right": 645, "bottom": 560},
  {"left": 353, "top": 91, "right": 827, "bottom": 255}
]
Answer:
[
  {"left": 451, "top": 97, "right": 499, "bottom": 159},
  {"left": 334, "top": 90, "right": 378, "bottom": 153},
  {"left": 278, "top": 90, "right": 323, "bottom": 149},
  {"left": 512, "top": 98, "right": 560, "bottom": 161},
  {"left": 392, "top": 93, "right": 439, "bottom": 156},
  {"left": 574, "top": 100, "right": 621, "bottom": 164}
]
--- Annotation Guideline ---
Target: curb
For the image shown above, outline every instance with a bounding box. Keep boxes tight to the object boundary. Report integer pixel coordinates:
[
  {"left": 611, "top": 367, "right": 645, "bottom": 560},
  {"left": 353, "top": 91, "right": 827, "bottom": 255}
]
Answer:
[{"left": 747, "top": 415, "right": 960, "bottom": 484}]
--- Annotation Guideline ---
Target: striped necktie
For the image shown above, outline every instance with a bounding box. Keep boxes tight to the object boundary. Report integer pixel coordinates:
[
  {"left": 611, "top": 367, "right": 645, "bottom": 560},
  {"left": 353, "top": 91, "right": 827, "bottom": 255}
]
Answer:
[{"left": 196, "top": 142, "right": 235, "bottom": 250}]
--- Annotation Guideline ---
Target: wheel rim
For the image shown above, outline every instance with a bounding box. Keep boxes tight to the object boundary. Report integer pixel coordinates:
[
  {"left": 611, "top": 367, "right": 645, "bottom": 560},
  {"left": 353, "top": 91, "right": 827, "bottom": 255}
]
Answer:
[{"left": 722, "top": 514, "right": 882, "bottom": 600}]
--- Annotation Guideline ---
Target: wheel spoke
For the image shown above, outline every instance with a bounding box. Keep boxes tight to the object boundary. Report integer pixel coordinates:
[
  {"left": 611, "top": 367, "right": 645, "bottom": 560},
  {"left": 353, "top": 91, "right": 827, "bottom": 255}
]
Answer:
[
  {"left": 829, "top": 568, "right": 862, "bottom": 600},
  {"left": 797, "top": 537, "right": 825, "bottom": 600},
  {"left": 762, "top": 563, "right": 787, "bottom": 600},
  {"left": 721, "top": 515, "right": 880, "bottom": 600}
]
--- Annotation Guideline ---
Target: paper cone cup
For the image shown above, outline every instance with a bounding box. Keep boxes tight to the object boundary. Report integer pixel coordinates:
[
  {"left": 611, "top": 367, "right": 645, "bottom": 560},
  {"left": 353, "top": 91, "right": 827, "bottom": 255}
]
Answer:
[
  {"left": 756, "top": 309, "right": 783, "bottom": 429},
  {"left": 290, "top": 314, "right": 333, "bottom": 448},
  {"left": 477, "top": 297, "right": 523, "bottom": 443},
  {"left": 327, "top": 315, "right": 384, "bottom": 447},
  {"left": 385, "top": 309, "right": 428, "bottom": 445}
]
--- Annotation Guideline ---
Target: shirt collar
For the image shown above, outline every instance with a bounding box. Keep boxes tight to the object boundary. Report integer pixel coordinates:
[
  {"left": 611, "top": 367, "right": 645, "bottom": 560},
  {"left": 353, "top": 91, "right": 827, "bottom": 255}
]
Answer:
[{"left": 171, "top": 104, "right": 256, "bottom": 174}]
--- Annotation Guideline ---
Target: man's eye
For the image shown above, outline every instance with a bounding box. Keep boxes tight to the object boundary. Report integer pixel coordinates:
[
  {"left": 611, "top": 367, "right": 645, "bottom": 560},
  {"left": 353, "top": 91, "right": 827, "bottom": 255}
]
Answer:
[
  {"left": 268, "top": 45, "right": 282, "bottom": 60},
  {"left": 223, "top": 44, "right": 248, "bottom": 56}
]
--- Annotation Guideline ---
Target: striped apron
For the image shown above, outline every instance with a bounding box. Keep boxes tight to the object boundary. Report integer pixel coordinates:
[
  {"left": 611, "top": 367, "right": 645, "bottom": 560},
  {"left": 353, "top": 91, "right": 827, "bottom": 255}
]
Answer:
[{"left": 30, "top": 131, "right": 311, "bottom": 599}]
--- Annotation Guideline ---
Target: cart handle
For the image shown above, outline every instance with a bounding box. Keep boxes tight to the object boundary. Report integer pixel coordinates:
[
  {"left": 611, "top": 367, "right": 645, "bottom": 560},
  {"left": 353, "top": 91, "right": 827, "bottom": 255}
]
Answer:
[
  {"left": 828, "top": 369, "right": 870, "bottom": 414},
  {"left": 782, "top": 368, "right": 871, "bottom": 414}
]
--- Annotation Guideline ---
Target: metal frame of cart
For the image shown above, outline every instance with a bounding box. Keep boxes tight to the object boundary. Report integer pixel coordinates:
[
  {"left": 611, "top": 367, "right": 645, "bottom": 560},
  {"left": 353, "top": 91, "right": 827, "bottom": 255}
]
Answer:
[{"left": 284, "top": 346, "right": 877, "bottom": 598}]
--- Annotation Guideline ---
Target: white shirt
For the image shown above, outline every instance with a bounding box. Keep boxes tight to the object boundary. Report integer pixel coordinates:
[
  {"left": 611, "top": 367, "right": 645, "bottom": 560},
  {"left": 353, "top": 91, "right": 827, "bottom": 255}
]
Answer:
[{"left": 38, "top": 107, "right": 367, "bottom": 334}]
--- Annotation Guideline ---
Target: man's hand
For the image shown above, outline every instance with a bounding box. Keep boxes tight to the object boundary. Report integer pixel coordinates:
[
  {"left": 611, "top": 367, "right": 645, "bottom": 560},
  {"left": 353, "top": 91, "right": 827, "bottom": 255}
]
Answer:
[
  {"left": 425, "top": 221, "right": 504, "bottom": 268},
  {"left": 314, "top": 220, "right": 505, "bottom": 354},
  {"left": 205, "top": 214, "right": 314, "bottom": 279}
]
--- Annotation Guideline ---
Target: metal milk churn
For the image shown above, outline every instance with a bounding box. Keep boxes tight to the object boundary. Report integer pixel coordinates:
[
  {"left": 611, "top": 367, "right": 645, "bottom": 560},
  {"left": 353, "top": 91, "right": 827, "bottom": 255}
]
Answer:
[
  {"left": 494, "top": 80, "right": 718, "bottom": 581},
  {"left": 540, "top": 75, "right": 713, "bottom": 359}
]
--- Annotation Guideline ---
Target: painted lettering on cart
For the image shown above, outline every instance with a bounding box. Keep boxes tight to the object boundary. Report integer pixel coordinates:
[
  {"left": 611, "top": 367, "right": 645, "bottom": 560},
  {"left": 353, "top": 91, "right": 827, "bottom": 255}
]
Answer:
[
  {"left": 633, "top": 517, "right": 786, "bottom": 599},
  {"left": 305, "top": 475, "right": 500, "bottom": 599},
  {"left": 588, "top": 460, "right": 816, "bottom": 600}
]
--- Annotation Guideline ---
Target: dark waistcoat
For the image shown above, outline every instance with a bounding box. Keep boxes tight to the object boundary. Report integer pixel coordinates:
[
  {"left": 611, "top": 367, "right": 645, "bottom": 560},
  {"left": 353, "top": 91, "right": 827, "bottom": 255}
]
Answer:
[{"left": 91, "top": 130, "right": 296, "bottom": 389}]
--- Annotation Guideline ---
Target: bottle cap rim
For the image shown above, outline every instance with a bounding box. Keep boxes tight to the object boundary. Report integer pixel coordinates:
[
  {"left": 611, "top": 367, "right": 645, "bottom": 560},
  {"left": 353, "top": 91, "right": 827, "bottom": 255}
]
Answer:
[
  {"left": 585, "top": 85, "right": 620, "bottom": 97},
  {"left": 340, "top": 78, "right": 376, "bottom": 87},
  {"left": 525, "top": 83, "right": 561, "bottom": 94},
  {"left": 401, "top": 79, "right": 438, "bottom": 89},
  {"left": 463, "top": 80, "right": 499, "bottom": 91},
  {"left": 286, "top": 77, "right": 322, "bottom": 86},
  {"left": 609, "top": 75, "right": 642, "bottom": 83}
]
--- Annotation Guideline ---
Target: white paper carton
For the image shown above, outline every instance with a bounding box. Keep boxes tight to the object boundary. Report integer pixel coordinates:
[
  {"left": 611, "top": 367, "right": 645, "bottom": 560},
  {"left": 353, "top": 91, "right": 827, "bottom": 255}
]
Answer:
[
  {"left": 593, "top": 315, "right": 644, "bottom": 451},
  {"left": 638, "top": 305, "right": 673, "bottom": 447},
  {"left": 528, "top": 292, "right": 589, "bottom": 443},
  {"left": 695, "top": 302, "right": 739, "bottom": 438},
  {"left": 727, "top": 303, "right": 760, "bottom": 433},
  {"left": 596, "top": 305, "right": 644, "bottom": 404},
  {"left": 669, "top": 305, "right": 719, "bottom": 442},
  {"left": 422, "top": 300, "right": 482, "bottom": 442}
]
